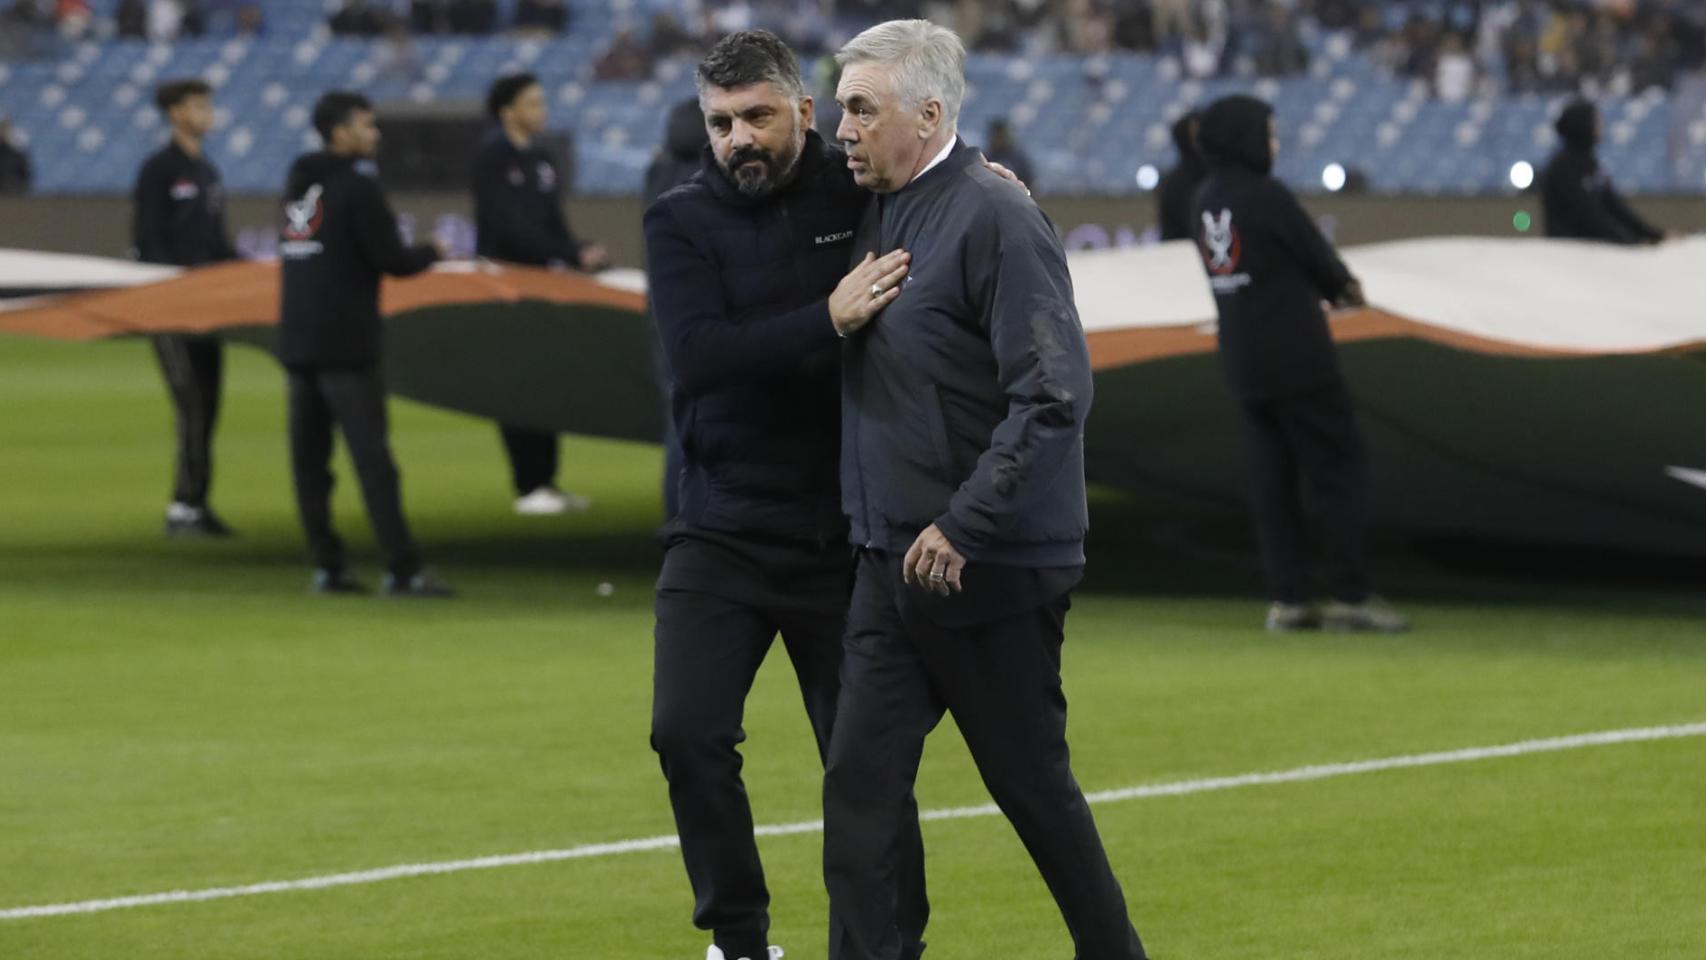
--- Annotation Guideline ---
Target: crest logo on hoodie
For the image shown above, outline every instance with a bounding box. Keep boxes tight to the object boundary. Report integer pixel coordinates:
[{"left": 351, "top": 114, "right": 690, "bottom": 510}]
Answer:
[
  {"left": 1199, "top": 208, "right": 1251, "bottom": 293},
  {"left": 280, "top": 184, "right": 326, "bottom": 259}
]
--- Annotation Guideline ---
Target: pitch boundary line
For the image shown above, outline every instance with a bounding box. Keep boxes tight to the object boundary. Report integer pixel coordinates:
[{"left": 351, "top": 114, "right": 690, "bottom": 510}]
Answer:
[{"left": 5, "top": 721, "right": 1703, "bottom": 922}]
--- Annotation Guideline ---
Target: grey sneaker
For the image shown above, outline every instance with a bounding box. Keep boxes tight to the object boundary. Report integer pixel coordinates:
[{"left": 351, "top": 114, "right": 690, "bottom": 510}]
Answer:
[
  {"left": 1265, "top": 602, "right": 1322, "bottom": 633},
  {"left": 1323, "top": 595, "right": 1410, "bottom": 633}
]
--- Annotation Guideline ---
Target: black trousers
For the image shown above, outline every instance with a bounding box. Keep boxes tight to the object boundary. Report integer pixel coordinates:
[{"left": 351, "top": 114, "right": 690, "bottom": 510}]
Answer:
[
  {"left": 151, "top": 334, "right": 223, "bottom": 507},
  {"left": 286, "top": 367, "right": 422, "bottom": 577},
  {"left": 823, "top": 551, "right": 1145, "bottom": 960},
  {"left": 499, "top": 424, "right": 559, "bottom": 495},
  {"left": 652, "top": 533, "right": 926, "bottom": 960},
  {"left": 1236, "top": 379, "right": 1372, "bottom": 604}
]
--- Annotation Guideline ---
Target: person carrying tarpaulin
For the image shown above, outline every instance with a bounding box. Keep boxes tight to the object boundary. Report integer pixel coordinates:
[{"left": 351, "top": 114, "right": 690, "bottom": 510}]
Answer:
[{"left": 1191, "top": 93, "right": 1408, "bottom": 635}]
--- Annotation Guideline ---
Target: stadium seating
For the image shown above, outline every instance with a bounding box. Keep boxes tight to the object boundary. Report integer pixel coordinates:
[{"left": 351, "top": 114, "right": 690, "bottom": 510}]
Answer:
[{"left": 1, "top": 0, "right": 1703, "bottom": 197}]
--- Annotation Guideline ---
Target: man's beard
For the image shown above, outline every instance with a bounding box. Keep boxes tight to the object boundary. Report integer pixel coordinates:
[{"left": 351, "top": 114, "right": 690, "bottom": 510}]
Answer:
[{"left": 723, "top": 139, "right": 802, "bottom": 199}]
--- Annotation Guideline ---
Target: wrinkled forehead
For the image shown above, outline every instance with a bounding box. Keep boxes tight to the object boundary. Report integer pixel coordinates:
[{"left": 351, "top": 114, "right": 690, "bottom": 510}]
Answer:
[
  {"left": 835, "top": 63, "right": 893, "bottom": 108},
  {"left": 700, "top": 81, "right": 793, "bottom": 120}
]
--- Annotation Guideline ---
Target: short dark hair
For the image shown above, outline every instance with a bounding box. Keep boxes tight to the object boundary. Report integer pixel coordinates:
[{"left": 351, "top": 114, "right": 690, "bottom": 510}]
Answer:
[
  {"left": 312, "top": 91, "right": 374, "bottom": 143},
  {"left": 155, "top": 79, "right": 212, "bottom": 114},
  {"left": 486, "top": 72, "right": 541, "bottom": 119},
  {"left": 695, "top": 30, "right": 805, "bottom": 101}
]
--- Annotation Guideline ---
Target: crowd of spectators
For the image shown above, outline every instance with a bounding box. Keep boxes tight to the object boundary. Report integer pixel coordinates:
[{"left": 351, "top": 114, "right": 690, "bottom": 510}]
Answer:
[
  {"left": 6, "top": 0, "right": 1703, "bottom": 99},
  {"left": 327, "top": 0, "right": 566, "bottom": 37}
]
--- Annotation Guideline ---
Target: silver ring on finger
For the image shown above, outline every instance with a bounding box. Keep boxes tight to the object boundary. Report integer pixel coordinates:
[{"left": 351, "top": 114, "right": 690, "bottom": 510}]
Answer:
[{"left": 870, "top": 283, "right": 884, "bottom": 298}]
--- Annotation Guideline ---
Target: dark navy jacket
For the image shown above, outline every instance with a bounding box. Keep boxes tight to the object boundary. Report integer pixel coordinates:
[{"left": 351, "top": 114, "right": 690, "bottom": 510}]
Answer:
[
  {"left": 642, "top": 130, "right": 864, "bottom": 546},
  {"left": 843, "top": 140, "right": 1092, "bottom": 569}
]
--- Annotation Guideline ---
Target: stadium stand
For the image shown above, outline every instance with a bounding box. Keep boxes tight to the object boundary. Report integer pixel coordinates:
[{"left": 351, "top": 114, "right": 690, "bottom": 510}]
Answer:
[{"left": 1, "top": 0, "right": 1703, "bottom": 197}]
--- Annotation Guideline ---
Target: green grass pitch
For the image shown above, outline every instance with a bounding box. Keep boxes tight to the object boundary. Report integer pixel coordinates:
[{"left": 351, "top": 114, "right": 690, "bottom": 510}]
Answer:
[{"left": 1, "top": 335, "right": 1703, "bottom": 959}]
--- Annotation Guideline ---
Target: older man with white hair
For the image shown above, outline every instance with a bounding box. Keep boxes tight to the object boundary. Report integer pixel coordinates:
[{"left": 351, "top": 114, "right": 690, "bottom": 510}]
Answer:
[{"left": 822, "top": 19, "right": 1149, "bottom": 960}]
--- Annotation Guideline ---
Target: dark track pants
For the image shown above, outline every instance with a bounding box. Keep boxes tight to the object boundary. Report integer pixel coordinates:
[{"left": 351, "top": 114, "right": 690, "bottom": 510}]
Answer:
[
  {"left": 286, "top": 366, "right": 421, "bottom": 578},
  {"left": 1236, "top": 379, "right": 1372, "bottom": 604},
  {"left": 151, "top": 334, "right": 223, "bottom": 507},
  {"left": 499, "top": 424, "right": 559, "bottom": 495},
  {"left": 823, "top": 551, "right": 1146, "bottom": 960},
  {"left": 651, "top": 534, "right": 926, "bottom": 960}
]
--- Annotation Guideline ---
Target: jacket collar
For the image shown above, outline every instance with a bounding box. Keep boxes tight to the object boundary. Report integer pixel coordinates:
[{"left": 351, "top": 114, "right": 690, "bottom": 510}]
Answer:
[{"left": 896, "top": 137, "right": 977, "bottom": 196}]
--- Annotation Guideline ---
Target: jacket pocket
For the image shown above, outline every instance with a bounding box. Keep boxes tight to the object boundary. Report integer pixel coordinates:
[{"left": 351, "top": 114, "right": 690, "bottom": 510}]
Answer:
[{"left": 920, "top": 384, "right": 959, "bottom": 485}]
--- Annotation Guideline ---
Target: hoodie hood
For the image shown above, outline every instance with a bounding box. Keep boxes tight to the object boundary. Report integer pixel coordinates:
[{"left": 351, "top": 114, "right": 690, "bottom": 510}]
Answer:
[
  {"left": 663, "top": 98, "right": 708, "bottom": 160},
  {"left": 285, "top": 151, "right": 357, "bottom": 197},
  {"left": 1171, "top": 110, "right": 1202, "bottom": 166},
  {"left": 1197, "top": 95, "right": 1274, "bottom": 176},
  {"left": 1555, "top": 99, "right": 1598, "bottom": 152}
]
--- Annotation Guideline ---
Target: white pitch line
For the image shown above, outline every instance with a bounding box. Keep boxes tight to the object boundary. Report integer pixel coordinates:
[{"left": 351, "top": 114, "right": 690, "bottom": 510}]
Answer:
[{"left": 5, "top": 721, "right": 1703, "bottom": 922}]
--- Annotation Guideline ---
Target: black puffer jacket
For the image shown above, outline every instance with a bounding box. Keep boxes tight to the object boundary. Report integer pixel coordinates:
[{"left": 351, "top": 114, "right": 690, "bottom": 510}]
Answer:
[{"left": 642, "top": 130, "right": 864, "bottom": 545}]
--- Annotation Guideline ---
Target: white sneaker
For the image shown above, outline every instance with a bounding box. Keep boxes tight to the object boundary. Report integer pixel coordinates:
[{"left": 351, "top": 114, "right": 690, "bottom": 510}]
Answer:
[
  {"left": 705, "top": 946, "right": 783, "bottom": 960},
  {"left": 512, "top": 486, "right": 590, "bottom": 516}
]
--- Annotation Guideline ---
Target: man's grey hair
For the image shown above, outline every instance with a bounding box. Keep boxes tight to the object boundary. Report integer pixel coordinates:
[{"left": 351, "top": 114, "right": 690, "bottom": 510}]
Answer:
[{"left": 836, "top": 19, "right": 966, "bottom": 131}]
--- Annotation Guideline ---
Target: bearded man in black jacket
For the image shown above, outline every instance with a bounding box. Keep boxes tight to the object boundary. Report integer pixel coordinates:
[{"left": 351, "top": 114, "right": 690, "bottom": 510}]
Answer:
[
  {"left": 278, "top": 91, "right": 451, "bottom": 598},
  {"left": 642, "top": 31, "right": 924, "bottom": 960},
  {"left": 1192, "top": 94, "right": 1407, "bottom": 634}
]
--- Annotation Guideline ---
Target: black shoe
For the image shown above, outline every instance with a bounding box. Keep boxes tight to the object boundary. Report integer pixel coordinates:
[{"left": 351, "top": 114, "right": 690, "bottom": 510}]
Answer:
[
  {"left": 164, "top": 503, "right": 236, "bottom": 539},
  {"left": 310, "top": 568, "right": 366, "bottom": 595},
  {"left": 380, "top": 569, "right": 455, "bottom": 599}
]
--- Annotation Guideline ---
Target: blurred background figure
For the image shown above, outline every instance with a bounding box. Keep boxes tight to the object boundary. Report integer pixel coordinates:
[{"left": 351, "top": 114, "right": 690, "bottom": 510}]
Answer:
[
  {"left": 643, "top": 97, "right": 708, "bottom": 525},
  {"left": 132, "top": 79, "right": 240, "bottom": 539},
  {"left": 979, "top": 117, "right": 1035, "bottom": 191},
  {"left": 1156, "top": 109, "right": 1204, "bottom": 241},
  {"left": 446, "top": 0, "right": 497, "bottom": 35},
  {"left": 512, "top": 0, "right": 565, "bottom": 36},
  {"left": 594, "top": 28, "right": 652, "bottom": 80},
  {"left": 473, "top": 72, "right": 603, "bottom": 517},
  {"left": 1541, "top": 99, "right": 1666, "bottom": 245},
  {"left": 278, "top": 91, "right": 450, "bottom": 598},
  {"left": 0, "top": 117, "right": 30, "bottom": 196},
  {"left": 1192, "top": 95, "right": 1407, "bottom": 635},
  {"left": 329, "top": 0, "right": 384, "bottom": 38}
]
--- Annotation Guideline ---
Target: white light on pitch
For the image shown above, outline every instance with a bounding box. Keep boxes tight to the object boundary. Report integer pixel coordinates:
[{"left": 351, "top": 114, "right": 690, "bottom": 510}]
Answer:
[
  {"left": 1509, "top": 161, "right": 1535, "bottom": 189},
  {"left": 1322, "top": 163, "right": 1347, "bottom": 192},
  {"left": 1135, "top": 164, "right": 1160, "bottom": 191}
]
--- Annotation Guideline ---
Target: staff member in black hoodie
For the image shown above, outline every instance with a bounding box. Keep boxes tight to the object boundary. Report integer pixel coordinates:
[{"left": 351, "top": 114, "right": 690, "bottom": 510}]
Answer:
[
  {"left": 1192, "top": 94, "right": 1406, "bottom": 634},
  {"left": 1156, "top": 109, "right": 1205, "bottom": 241},
  {"left": 279, "top": 91, "right": 451, "bottom": 598},
  {"left": 643, "top": 31, "right": 925, "bottom": 960},
  {"left": 1541, "top": 99, "right": 1667, "bottom": 245},
  {"left": 643, "top": 96, "right": 707, "bottom": 523},
  {"left": 824, "top": 20, "right": 1147, "bottom": 960},
  {"left": 133, "top": 79, "right": 240, "bottom": 538},
  {"left": 473, "top": 72, "right": 606, "bottom": 517}
]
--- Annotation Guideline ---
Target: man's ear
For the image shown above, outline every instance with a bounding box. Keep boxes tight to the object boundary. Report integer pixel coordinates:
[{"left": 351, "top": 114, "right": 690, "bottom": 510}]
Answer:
[
  {"left": 799, "top": 95, "right": 815, "bottom": 132},
  {"left": 918, "top": 98, "right": 942, "bottom": 140}
]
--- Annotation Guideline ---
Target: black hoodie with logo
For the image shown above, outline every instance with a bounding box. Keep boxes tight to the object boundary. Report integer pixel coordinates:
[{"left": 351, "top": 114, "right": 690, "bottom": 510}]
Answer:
[
  {"left": 277, "top": 152, "right": 438, "bottom": 370},
  {"left": 1540, "top": 100, "right": 1663, "bottom": 245},
  {"left": 1193, "top": 95, "right": 1357, "bottom": 401}
]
